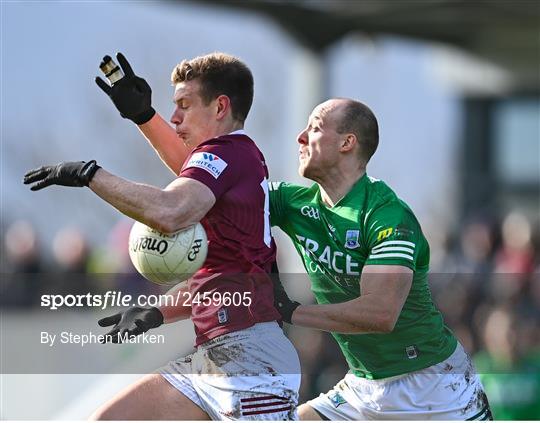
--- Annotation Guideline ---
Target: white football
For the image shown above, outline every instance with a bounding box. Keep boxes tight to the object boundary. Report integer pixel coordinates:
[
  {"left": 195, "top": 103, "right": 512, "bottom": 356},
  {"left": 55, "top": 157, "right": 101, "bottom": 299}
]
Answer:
[{"left": 128, "top": 221, "right": 208, "bottom": 285}]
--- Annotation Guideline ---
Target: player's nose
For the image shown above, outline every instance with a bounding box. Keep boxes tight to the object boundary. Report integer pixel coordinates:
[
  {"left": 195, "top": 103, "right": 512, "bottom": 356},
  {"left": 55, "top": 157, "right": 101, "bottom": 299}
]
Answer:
[
  {"left": 297, "top": 129, "right": 308, "bottom": 145},
  {"left": 170, "top": 107, "right": 184, "bottom": 125}
]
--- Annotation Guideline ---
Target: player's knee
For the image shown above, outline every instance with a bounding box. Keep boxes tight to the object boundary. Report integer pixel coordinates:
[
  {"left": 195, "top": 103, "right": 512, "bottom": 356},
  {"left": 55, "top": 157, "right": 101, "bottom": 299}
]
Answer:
[{"left": 298, "top": 403, "right": 323, "bottom": 421}]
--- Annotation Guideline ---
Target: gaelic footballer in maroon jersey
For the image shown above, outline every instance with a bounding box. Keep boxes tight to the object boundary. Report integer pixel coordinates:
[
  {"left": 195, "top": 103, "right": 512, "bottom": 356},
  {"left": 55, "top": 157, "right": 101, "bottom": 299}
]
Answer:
[
  {"left": 81, "top": 52, "right": 300, "bottom": 420},
  {"left": 180, "top": 131, "right": 280, "bottom": 345}
]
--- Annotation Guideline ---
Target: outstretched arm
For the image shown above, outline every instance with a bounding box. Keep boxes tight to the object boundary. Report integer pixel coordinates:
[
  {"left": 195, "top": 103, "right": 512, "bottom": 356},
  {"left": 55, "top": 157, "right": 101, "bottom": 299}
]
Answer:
[
  {"left": 23, "top": 160, "right": 215, "bottom": 233},
  {"left": 279, "top": 265, "right": 413, "bottom": 334},
  {"left": 88, "top": 168, "right": 214, "bottom": 233},
  {"left": 96, "top": 53, "right": 190, "bottom": 175}
]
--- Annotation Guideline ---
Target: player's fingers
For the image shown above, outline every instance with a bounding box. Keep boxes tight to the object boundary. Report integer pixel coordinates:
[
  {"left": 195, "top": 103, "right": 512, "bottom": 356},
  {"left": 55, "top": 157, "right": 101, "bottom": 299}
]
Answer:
[
  {"left": 95, "top": 76, "right": 112, "bottom": 95},
  {"left": 116, "top": 52, "right": 134, "bottom": 77},
  {"left": 98, "top": 313, "right": 121, "bottom": 327},
  {"left": 30, "top": 178, "right": 54, "bottom": 191},
  {"left": 23, "top": 166, "right": 50, "bottom": 184}
]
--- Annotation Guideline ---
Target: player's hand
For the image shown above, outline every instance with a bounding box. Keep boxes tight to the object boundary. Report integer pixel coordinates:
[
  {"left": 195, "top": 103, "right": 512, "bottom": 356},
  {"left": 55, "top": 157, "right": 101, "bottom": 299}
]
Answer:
[
  {"left": 95, "top": 52, "right": 156, "bottom": 125},
  {"left": 98, "top": 306, "right": 164, "bottom": 343},
  {"left": 23, "top": 160, "right": 100, "bottom": 191},
  {"left": 271, "top": 262, "right": 300, "bottom": 324}
]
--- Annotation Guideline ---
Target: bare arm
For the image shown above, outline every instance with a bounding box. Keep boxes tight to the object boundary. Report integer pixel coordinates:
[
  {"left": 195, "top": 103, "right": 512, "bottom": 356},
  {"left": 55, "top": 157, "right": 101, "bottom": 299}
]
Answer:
[
  {"left": 138, "top": 114, "right": 191, "bottom": 175},
  {"left": 89, "top": 168, "right": 215, "bottom": 233},
  {"left": 291, "top": 265, "right": 413, "bottom": 334}
]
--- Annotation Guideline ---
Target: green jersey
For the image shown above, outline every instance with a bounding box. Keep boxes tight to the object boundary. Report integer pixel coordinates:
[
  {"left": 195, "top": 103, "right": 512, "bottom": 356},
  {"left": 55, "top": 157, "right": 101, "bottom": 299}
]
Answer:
[{"left": 269, "top": 173, "right": 456, "bottom": 379}]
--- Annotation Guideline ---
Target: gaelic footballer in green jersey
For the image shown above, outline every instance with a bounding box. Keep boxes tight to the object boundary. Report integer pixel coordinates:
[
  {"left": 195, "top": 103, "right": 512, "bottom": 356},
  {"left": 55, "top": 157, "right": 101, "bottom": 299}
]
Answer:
[
  {"left": 270, "top": 98, "right": 491, "bottom": 420},
  {"left": 270, "top": 175, "right": 456, "bottom": 379}
]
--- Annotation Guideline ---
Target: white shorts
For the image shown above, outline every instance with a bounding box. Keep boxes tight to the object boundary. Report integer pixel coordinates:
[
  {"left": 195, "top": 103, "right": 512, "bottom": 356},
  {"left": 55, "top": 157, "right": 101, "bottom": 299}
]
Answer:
[
  {"left": 160, "top": 322, "right": 301, "bottom": 420},
  {"left": 307, "top": 343, "right": 492, "bottom": 420}
]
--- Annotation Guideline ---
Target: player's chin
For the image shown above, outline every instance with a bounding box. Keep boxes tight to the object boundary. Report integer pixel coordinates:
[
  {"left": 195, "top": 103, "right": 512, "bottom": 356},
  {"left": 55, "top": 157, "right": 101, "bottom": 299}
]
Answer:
[{"left": 298, "top": 162, "right": 309, "bottom": 178}]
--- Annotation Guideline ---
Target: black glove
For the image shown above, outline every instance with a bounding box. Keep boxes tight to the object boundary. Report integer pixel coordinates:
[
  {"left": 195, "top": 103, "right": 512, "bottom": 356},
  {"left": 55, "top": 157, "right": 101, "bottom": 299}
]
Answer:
[
  {"left": 98, "top": 306, "right": 164, "bottom": 343},
  {"left": 95, "top": 52, "right": 156, "bottom": 125},
  {"left": 271, "top": 262, "right": 300, "bottom": 324},
  {"left": 23, "top": 160, "right": 100, "bottom": 191}
]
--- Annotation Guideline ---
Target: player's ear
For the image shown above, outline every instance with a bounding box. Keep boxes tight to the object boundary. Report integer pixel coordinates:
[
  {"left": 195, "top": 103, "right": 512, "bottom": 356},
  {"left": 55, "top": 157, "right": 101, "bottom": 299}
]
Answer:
[
  {"left": 340, "top": 134, "right": 357, "bottom": 152},
  {"left": 215, "top": 95, "right": 231, "bottom": 120}
]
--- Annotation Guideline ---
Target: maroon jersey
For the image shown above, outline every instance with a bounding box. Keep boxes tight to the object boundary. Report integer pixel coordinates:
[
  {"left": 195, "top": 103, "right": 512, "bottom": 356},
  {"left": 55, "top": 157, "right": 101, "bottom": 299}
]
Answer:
[{"left": 179, "top": 132, "right": 280, "bottom": 345}]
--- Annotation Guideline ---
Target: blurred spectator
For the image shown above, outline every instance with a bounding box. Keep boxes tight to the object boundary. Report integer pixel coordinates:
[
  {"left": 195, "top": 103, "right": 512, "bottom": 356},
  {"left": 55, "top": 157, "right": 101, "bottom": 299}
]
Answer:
[
  {"left": 52, "top": 227, "right": 89, "bottom": 273},
  {"left": 48, "top": 227, "right": 95, "bottom": 297},
  {"left": 496, "top": 211, "right": 535, "bottom": 273},
  {"left": 1, "top": 220, "right": 43, "bottom": 306},
  {"left": 474, "top": 307, "right": 540, "bottom": 420},
  {"left": 491, "top": 211, "right": 535, "bottom": 303},
  {"left": 459, "top": 220, "right": 496, "bottom": 273},
  {"left": 4, "top": 220, "right": 41, "bottom": 273}
]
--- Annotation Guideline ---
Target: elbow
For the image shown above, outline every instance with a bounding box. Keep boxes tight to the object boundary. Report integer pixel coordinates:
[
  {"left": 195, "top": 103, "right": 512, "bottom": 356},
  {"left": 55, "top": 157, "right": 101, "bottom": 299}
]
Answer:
[
  {"left": 152, "top": 219, "right": 177, "bottom": 235},
  {"left": 158, "top": 213, "right": 185, "bottom": 234},
  {"left": 147, "top": 209, "right": 185, "bottom": 234},
  {"left": 375, "top": 311, "right": 399, "bottom": 333}
]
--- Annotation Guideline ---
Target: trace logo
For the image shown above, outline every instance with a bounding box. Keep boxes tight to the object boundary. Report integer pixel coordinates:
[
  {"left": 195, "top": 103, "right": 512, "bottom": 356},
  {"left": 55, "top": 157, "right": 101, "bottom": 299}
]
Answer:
[
  {"left": 187, "top": 239, "right": 203, "bottom": 261},
  {"left": 132, "top": 236, "right": 168, "bottom": 255},
  {"left": 301, "top": 205, "right": 320, "bottom": 220}
]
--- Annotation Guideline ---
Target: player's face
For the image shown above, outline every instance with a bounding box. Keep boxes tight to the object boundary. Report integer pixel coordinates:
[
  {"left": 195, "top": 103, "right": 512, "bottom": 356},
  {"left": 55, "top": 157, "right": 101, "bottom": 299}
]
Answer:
[
  {"left": 297, "top": 101, "right": 343, "bottom": 179},
  {"left": 170, "top": 80, "right": 220, "bottom": 149}
]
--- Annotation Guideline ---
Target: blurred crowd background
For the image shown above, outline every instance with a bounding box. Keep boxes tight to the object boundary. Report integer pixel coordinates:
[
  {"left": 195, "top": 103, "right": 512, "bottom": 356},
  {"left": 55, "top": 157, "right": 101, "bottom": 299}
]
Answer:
[
  {"left": 2, "top": 210, "right": 539, "bottom": 419},
  {"left": 2, "top": 0, "right": 539, "bottom": 420}
]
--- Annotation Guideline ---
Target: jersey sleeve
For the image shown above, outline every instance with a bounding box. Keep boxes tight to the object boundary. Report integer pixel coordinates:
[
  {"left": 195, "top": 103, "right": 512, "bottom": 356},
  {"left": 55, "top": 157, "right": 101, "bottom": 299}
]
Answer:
[
  {"left": 364, "top": 203, "right": 422, "bottom": 271},
  {"left": 179, "top": 140, "right": 239, "bottom": 199},
  {"left": 268, "top": 181, "right": 289, "bottom": 228}
]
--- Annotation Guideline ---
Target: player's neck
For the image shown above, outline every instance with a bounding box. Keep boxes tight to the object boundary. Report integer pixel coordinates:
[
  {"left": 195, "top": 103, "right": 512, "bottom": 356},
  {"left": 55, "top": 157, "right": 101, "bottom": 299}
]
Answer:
[
  {"left": 318, "top": 167, "right": 366, "bottom": 208},
  {"left": 219, "top": 120, "right": 244, "bottom": 137},
  {"left": 202, "top": 120, "right": 244, "bottom": 142}
]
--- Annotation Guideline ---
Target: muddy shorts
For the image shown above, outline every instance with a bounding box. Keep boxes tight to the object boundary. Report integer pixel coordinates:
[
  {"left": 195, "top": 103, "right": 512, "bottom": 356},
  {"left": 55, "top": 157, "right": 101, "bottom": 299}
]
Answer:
[
  {"left": 307, "top": 343, "right": 492, "bottom": 420},
  {"left": 160, "top": 322, "right": 300, "bottom": 420}
]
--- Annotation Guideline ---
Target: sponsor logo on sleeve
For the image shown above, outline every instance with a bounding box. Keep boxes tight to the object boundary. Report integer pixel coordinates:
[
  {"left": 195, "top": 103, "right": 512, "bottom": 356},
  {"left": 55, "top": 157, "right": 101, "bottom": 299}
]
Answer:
[
  {"left": 394, "top": 226, "right": 414, "bottom": 239},
  {"left": 376, "top": 227, "right": 393, "bottom": 241},
  {"left": 185, "top": 152, "right": 228, "bottom": 179}
]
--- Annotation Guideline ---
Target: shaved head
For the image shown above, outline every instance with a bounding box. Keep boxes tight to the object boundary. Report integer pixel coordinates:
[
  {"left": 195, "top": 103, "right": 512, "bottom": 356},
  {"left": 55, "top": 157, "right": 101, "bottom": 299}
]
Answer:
[{"left": 328, "top": 98, "right": 379, "bottom": 163}]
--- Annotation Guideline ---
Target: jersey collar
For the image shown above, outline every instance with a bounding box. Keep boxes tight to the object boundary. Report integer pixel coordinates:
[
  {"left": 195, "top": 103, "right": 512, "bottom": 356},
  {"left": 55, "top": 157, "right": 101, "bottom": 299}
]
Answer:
[
  {"left": 317, "top": 172, "right": 369, "bottom": 209},
  {"left": 228, "top": 129, "right": 247, "bottom": 136}
]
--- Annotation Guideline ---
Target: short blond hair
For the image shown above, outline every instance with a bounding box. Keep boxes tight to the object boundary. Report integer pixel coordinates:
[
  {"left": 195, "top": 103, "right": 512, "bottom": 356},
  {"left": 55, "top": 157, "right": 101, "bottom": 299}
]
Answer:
[{"left": 171, "top": 52, "right": 254, "bottom": 123}]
